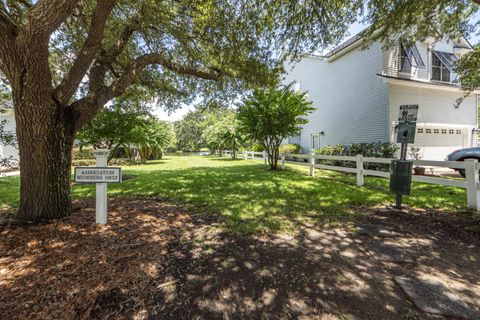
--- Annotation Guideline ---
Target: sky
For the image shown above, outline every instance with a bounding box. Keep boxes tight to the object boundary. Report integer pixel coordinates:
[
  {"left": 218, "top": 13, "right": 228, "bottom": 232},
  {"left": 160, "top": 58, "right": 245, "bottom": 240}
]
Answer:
[
  {"left": 154, "top": 18, "right": 480, "bottom": 122},
  {"left": 153, "top": 103, "right": 194, "bottom": 122}
]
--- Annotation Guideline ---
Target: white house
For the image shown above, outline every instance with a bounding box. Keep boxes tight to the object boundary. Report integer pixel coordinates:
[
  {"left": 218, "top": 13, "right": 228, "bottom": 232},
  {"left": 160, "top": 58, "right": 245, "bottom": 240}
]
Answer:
[
  {"left": 0, "top": 109, "right": 18, "bottom": 162},
  {"left": 283, "top": 30, "right": 479, "bottom": 160}
]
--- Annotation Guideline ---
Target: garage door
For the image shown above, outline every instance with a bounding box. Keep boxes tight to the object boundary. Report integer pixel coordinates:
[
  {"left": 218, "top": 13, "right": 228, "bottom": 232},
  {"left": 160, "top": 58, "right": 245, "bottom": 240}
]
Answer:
[{"left": 414, "top": 127, "right": 467, "bottom": 160}]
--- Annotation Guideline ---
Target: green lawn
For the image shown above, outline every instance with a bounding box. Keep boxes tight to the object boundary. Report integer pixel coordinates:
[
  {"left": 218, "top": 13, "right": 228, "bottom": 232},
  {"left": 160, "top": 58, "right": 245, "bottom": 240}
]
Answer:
[{"left": 0, "top": 156, "right": 467, "bottom": 233}]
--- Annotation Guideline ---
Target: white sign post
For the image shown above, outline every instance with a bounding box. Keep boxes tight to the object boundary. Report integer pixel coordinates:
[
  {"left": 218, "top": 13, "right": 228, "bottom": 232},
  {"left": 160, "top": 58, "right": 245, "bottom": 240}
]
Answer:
[
  {"left": 74, "top": 149, "right": 122, "bottom": 224},
  {"left": 94, "top": 150, "right": 108, "bottom": 224}
]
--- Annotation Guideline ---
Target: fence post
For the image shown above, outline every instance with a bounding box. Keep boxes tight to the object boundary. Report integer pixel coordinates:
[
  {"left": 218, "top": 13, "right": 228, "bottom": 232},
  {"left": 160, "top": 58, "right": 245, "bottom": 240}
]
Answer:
[
  {"left": 309, "top": 153, "right": 315, "bottom": 177},
  {"left": 243, "top": 151, "right": 246, "bottom": 160},
  {"left": 281, "top": 154, "right": 286, "bottom": 169},
  {"left": 465, "top": 159, "right": 480, "bottom": 210},
  {"left": 263, "top": 150, "right": 267, "bottom": 164},
  {"left": 356, "top": 154, "right": 364, "bottom": 186}
]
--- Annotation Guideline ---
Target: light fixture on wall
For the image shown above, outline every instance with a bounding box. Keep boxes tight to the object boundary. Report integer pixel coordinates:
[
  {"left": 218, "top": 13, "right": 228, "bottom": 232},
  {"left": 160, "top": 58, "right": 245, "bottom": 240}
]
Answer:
[{"left": 320, "top": 131, "right": 325, "bottom": 135}]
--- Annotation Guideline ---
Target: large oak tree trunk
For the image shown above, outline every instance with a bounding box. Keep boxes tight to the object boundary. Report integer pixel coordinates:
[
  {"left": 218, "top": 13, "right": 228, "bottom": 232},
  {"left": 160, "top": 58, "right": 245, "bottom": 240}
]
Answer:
[
  {"left": 12, "top": 36, "right": 77, "bottom": 220},
  {"left": 15, "top": 98, "right": 76, "bottom": 220}
]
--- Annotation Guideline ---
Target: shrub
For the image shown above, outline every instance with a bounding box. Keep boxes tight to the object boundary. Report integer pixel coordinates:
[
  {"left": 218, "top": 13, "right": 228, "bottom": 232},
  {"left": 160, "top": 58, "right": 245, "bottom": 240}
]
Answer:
[
  {"left": 0, "top": 156, "right": 19, "bottom": 170},
  {"left": 252, "top": 143, "right": 264, "bottom": 152},
  {"left": 72, "top": 147, "right": 95, "bottom": 160},
  {"left": 279, "top": 144, "right": 301, "bottom": 154},
  {"left": 72, "top": 158, "right": 133, "bottom": 167},
  {"left": 314, "top": 142, "right": 398, "bottom": 171},
  {"left": 72, "top": 159, "right": 96, "bottom": 166}
]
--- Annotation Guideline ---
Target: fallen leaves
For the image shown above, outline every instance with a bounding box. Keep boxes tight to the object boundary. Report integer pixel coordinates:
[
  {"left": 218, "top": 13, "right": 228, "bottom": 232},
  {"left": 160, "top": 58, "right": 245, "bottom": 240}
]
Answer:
[{"left": 0, "top": 198, "right": 201, "bottom": 319}]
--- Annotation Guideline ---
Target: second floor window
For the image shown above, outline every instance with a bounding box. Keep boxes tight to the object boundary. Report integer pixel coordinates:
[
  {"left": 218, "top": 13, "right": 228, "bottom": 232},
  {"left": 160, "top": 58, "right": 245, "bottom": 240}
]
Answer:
[
  {"left": 431, "top": 51, "right": 458, "bottom": 83},
  {"left": 431, "top": 53, "right": 450, "bottom": 82},
  {"left": 399, "top": 43, "right": 425, "bottom": 73}
]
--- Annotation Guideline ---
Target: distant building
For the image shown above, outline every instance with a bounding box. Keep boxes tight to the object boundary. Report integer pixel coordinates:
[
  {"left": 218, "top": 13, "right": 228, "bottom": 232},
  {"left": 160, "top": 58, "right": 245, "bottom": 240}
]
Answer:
[
  {"left": 283, "top": 30, "right": 478, "bottom": 160},
  {"left": 0, "top": 109, "right": 18, "bottom": 163}
]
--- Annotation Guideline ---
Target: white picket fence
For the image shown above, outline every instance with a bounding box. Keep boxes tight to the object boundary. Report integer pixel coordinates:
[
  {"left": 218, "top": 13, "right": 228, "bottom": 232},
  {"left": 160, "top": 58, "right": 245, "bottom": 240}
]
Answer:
[{"left": 222, "top": 150, "right": 480, "bottom": 211}]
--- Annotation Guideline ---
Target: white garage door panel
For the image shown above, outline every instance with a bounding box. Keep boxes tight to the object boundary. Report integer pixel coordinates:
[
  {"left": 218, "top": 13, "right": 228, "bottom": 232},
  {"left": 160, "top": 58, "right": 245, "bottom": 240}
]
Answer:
[{"left": 414, "top": 128, "right": 466, "bottom": 160}]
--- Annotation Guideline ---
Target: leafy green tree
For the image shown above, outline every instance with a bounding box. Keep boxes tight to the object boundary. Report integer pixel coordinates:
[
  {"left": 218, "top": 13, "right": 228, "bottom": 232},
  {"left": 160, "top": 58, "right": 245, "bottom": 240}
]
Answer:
[
  {"left": 362, "top": 1, "right": 479, "bottom": 101},
  {"left": 134, "top": 118, "right": 175, "bottom": 162},
  {"left": 202, "top": 110, "right": 243, "bottom": 158},
  {"left": 174, "top": 110, "right": 206, "bottom": 152},
  {"left": 238, "top": 85, "right": 314, "bottom": 169},
  {"left": 0, "top": 0, "right": 361, "bottom": 220},
  {"left": 76, "top": 101, "right": 149, "bottom": 163}
]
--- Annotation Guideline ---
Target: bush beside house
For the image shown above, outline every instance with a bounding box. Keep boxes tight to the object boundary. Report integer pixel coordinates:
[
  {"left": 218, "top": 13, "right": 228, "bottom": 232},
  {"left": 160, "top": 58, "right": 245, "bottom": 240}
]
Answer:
[
  {"left": 314, "top": 142, "right": 398, "bottom": 171},
  {"left": 279, "top": 144, "right": 301, "bottom": 154}
]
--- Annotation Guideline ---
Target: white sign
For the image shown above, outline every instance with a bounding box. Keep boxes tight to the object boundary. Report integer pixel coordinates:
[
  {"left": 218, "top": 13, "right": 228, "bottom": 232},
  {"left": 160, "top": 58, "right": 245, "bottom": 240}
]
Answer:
[
  {"left": 74, "top": 167, "right": 122, "bottom": 183},
  {"left": 398, "top": 105, "right": 419, "bottom": 122}
]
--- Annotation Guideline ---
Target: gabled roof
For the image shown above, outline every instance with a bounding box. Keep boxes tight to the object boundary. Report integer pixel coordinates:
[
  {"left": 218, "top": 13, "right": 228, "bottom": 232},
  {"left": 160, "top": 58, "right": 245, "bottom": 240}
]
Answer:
[
  {"left": 324, "top": 27, "right": 473, "bottom": 60},
  {"left": 324, "top": 29, "right": 367, "bottom": 58}
]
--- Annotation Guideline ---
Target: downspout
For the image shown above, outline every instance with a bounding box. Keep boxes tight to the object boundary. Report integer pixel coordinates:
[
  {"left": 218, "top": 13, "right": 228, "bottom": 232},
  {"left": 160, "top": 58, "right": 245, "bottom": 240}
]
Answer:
[{"left": 475, "top": 94, "right": 479, "bottom": 147}]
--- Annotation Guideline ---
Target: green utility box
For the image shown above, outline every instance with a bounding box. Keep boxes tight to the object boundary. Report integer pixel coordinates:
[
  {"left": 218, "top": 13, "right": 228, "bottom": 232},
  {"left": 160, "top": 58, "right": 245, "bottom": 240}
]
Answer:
[{"left": 390, "top": 160, "right": 413, "bottom": 195}]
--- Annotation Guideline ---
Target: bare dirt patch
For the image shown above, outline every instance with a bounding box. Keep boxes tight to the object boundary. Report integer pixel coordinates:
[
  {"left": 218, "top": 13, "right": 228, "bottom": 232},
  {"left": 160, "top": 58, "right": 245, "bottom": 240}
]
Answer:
[{"left": 1, "top": 199, "right": 479, "bottom": 319}]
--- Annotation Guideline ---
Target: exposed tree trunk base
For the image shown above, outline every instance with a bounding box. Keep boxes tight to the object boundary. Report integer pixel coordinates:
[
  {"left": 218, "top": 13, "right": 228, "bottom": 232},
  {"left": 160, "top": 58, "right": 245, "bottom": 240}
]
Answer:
[{"left": 15, "top": 98, "right": 75, "bottom": 221}]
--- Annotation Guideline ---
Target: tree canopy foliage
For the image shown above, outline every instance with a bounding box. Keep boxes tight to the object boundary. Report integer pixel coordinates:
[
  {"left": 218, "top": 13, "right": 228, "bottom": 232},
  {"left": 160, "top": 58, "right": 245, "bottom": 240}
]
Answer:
[
  {"left": 238, "top": 85, "right": 314, "bottom": 169},
  {"left": 174, "top": 110, "right": 206, "bottom": 152},
  {"left": 1, "top": 0, "right": 365, "bottom": 220},
  {"left": 202, "top": 109, "right": 243, "bottom": 158},
  {"left": 77, "top": 100, "right": 174, "bottom": 163}
]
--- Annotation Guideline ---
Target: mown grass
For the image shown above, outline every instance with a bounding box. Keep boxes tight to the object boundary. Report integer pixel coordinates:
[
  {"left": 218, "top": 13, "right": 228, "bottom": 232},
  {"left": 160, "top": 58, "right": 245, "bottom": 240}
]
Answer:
[{"left": 0, "top": 156, "right": 467, "bottom": 233}]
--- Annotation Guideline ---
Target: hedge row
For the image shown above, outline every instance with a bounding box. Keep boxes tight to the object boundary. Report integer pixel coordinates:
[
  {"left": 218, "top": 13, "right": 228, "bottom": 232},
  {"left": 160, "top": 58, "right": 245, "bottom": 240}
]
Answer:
[
  {"left": 72, "top": 158, "right": 133, "bottom": 166},
  {"left": 314, "top": 142, "right": 398, "bottom": 171}
]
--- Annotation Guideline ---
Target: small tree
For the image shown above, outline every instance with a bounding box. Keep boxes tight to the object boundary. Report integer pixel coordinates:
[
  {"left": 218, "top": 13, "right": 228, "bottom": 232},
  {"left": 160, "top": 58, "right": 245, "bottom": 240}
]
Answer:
[
  {"left": 174, "top": 110, "right": 206, "bottom": 152},
  {"left": 134, "top": 118, "right": 175, "bottom": 162},
  {"left": 238, "top": 85, "right": 314, "bottom": 169},
  {"left": 202, "top": 110, "right": 243, "bottom": 158},
  {"left": 76, "top": 101, "right": 149, "bottom": 163}
]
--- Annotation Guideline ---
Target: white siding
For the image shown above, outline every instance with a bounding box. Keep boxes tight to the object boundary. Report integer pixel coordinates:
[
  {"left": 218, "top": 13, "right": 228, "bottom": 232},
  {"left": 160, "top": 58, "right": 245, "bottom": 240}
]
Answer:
[
  {"left": 0, "top": 112, "right": 18, "bottom": 162},
  {"left": 283, "top": 41, "right": 390, "bottom": 152},
  {"left": 389, "top": 83, "right": 477, "bottom": 160}
]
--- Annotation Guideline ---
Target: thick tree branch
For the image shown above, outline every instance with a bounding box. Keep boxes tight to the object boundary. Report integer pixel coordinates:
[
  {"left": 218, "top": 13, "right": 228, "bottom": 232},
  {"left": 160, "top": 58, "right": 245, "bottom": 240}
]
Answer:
[
  {"left": 72, "top": 53, "right": 222, "bottom": 130},
  {"left": 88, "top": 18, "right": 138, "bottom": 94},
  {"left": 24, "top": 0, "right": 80, "bottom": 37},
  {"left": 109, "top": 53, "right": 222, "bottom": 98},
  {"left": 54, "top": 0, "right": 116, "bottom": 104},
  {"left": 0, "top": 7, "right": 18, "bottom": 80}
]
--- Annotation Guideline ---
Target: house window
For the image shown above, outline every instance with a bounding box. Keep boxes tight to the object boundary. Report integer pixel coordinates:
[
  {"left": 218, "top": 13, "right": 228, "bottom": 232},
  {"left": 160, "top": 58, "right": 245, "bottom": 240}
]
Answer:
[
  {"left": 399, "top": 43, "right": 425, "bottom": 73},
  {"left": 417, "top": 128, "right": 424, "bottom": 134},
  {"left": 456, "top": 129, "right": 462, "bottom": 134},
  {"left": 431, "top": 51, "right": 458, "bottom": 83},
  {"left": 441, "top": 129, "right": 447, "bottom": 134},
  {"left": 434, "top": 129, "right": 440, "bottom": 134},
  {"left": 311, "top": 133, "right": 320, "bottom": 150},
  {"left": 399, "top": 45, "right": 411, "bottom": 73},
  {"left": 426, "top": 129, "right": 432, "bottom": 134},
  {"left": 432, "top": 54, "right": 450, "bottom": 82},
  {"left": 449, "top": 129, "right": 455, "bottom": 134}
]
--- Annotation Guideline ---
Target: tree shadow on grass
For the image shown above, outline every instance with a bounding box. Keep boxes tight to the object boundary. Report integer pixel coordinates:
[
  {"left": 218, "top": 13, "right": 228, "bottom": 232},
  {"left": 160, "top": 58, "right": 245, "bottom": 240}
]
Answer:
[
  {"left": 1, "top": 198, "right": 479, "bottom": 319},
  {"left": 0, "top": 199, "right": 411, "bottom": 319},
  {"left": 73, "top": 161, "right": 467, "bottom": 234}
]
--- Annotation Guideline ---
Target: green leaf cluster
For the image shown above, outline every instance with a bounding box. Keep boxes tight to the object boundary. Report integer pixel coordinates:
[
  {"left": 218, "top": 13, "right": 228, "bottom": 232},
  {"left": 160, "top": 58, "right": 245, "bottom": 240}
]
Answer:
[{"left": 238, "top": 85, "right": 314, "bottom": 169}]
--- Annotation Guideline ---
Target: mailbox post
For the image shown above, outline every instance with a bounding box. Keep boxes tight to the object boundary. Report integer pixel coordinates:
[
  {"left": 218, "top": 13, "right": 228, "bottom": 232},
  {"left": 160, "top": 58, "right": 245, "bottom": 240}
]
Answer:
[{"left": 391, "top": 105, "right": 418, "bottom": 209}]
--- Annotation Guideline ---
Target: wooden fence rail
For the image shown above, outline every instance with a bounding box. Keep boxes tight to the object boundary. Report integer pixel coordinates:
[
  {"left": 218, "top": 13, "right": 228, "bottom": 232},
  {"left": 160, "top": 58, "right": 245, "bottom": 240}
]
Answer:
[{"left": 222, "top": 150, "right": 480, "bottom": 210}]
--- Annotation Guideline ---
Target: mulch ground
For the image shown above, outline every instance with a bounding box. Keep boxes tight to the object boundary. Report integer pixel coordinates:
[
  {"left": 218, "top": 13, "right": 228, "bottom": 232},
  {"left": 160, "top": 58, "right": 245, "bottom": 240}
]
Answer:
[{"left": 1, "top": 198, "right": 480, "bottom": 320}]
